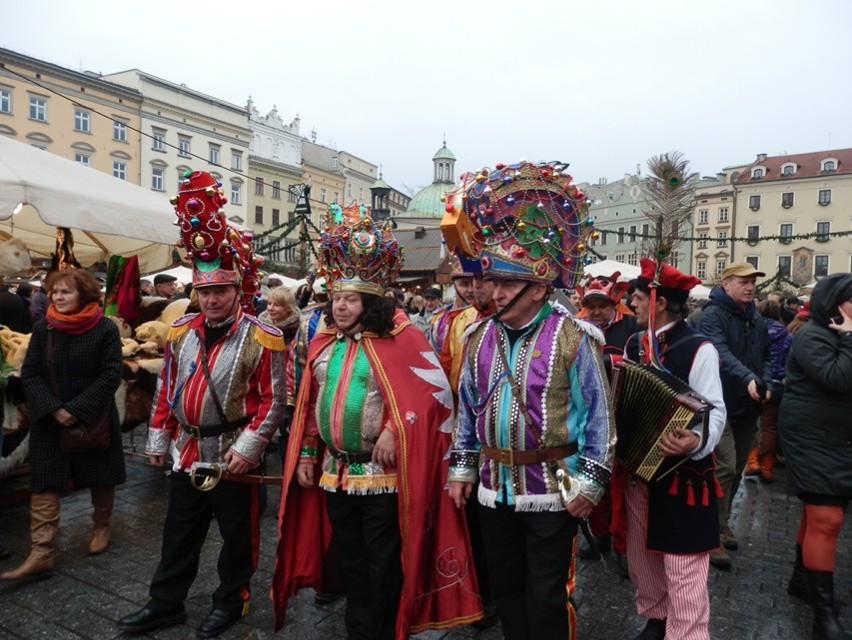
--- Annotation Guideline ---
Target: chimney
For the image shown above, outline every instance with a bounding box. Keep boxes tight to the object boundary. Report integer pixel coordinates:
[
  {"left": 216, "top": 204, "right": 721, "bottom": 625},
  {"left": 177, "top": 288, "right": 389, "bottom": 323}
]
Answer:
[
  {"left": 598, "top": 177, "right": 607, "bottom": 186},
  {"left": 756, "top": 153, "right": 767, "bottom": 163}
]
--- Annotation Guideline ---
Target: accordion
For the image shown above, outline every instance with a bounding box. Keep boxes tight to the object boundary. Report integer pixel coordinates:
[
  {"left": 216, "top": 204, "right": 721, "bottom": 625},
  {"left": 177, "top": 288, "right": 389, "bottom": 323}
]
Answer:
[{"left": 611, "top": 361, "right": 713, "bottom": 482}]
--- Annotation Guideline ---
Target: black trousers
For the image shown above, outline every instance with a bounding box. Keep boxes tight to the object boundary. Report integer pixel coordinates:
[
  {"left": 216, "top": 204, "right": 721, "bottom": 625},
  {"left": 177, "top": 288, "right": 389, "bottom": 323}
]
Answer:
[
  {"left": 325, "top": 491, "right": 402, "bottom": 640},
  {"left": 149, "top": 473, "right": 257, "bottom": 613},
  {"left": 479, "top": 502, "right": 578, "bottom": 640}
]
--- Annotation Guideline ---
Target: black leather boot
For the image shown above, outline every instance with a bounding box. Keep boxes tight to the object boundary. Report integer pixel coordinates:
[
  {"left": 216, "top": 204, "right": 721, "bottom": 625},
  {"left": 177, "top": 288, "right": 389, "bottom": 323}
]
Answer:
[
  {"left": 807, "top": 569, "right": 851, "bottom": 640},
  {"left": 788, "top": 544, "right": 810, "bottom": 602},
  {"left": 633, "top": 617, "right": 666, "bottom": 640}
]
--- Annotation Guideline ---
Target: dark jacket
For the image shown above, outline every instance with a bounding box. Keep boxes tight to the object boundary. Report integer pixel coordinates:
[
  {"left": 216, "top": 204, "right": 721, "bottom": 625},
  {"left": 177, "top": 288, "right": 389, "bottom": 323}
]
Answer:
[
  {"left": 779, "top": 273, "right": 852, "bottom": 498},
  {"left": 22, "top": 317, "right": 126, "bottom": 492},
  {"left": 766, "top": 319, "right": 793, "bottom": 383},
  {"left": 697, "top": 287, "right": 772, "bottom": 419}
]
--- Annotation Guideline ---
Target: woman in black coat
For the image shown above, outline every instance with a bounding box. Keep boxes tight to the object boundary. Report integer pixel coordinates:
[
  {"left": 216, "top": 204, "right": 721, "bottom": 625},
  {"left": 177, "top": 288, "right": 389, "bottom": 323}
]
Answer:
[
  {"left": 1, "top": 269, "right": 124, "bottom": 581},
  {"left": 778, "top": 272, "right": 852, "bottom": 640}
]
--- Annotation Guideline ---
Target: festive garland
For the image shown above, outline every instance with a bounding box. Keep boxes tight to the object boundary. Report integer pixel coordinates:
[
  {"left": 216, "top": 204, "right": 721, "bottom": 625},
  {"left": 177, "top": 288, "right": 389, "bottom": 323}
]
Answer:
[{"left": 594, "top": 228, "right": 852, "bottom": 244}]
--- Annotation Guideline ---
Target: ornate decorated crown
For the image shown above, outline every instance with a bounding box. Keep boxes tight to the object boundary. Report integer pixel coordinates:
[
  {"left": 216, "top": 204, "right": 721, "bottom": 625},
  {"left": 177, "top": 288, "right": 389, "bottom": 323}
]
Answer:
[
  {"left": 577, "top": 271, "right": 630, "bottom": 305},
  {"left": 317, "top": 203, "right": 403, "bottom": 297},
  {"left": 448, "top": 161, "right": 597, "bottom": 288},
  {"left": 171, "top": 170, "right": 263, "bottom": 312}
]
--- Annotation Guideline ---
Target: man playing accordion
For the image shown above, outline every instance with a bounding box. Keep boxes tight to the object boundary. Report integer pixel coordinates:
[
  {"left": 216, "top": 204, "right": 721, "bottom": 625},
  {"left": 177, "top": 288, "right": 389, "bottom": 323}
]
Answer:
[{"left": 620, "top": 258, "right": 726, "bottom": 640}]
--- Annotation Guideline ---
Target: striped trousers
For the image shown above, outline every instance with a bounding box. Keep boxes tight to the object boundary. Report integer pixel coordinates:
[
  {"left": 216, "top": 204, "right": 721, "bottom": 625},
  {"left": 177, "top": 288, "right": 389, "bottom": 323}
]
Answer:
[{"left": 626, "top": 479, "right": 711, "bottom": 640}]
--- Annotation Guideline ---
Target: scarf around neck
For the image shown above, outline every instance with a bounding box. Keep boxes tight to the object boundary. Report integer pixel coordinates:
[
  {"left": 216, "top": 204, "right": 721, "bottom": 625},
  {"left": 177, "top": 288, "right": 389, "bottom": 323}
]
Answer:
[{"left": 46, "top": 301, "right": 104, "bottom": 335}]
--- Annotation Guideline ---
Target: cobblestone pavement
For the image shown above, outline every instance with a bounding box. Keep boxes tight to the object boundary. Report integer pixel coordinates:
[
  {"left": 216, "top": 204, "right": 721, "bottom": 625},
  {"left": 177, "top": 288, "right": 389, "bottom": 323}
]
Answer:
[{"left": 1, "top": 433, "right": 850, "bottom": 639}]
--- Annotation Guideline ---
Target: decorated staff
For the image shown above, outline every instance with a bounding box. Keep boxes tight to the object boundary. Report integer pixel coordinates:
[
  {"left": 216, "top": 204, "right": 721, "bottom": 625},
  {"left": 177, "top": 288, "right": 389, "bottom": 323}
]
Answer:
[
  {"left": 447, "top": 160, "right": 614, "bottom": 640},
  {"left": 118, "top": 170, "right": 286, "bottom": 639},
  {"left": 273, "top": 203, "right": 483, "bottom": 639}
]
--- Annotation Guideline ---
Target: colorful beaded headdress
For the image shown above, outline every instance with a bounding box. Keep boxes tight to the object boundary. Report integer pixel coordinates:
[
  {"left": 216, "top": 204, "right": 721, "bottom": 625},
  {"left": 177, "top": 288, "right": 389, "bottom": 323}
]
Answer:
[
  {"left": 171, "top": 170, "right": 263, "bottom": 312},
  {"left": 450, "top": 161, "right": 596, "bottom": 288},
  {"left": 577, "top": 271, "right": 630, "bottom": 306},
  {"left": 317, "top": 202, "right": 403, "bottom": 297}
]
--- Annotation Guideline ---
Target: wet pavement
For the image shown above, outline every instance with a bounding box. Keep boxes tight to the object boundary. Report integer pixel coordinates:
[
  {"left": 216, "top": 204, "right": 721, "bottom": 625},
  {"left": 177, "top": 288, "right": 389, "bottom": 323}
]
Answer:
[{"left": 1, "top": 431, "right": 850, "bottom": 639}]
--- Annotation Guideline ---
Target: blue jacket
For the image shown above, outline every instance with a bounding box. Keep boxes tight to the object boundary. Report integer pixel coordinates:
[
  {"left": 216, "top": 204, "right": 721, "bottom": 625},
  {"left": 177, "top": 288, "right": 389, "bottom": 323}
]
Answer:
[{"left": 697, "top": 287, "right": 772, "bottom": 419}]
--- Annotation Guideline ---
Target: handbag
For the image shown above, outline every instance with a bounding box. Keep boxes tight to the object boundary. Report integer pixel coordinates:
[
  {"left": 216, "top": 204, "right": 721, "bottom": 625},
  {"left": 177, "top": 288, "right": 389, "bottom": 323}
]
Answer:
[{"left": 45, "top": 328, "right": 112, "bottom": 454}]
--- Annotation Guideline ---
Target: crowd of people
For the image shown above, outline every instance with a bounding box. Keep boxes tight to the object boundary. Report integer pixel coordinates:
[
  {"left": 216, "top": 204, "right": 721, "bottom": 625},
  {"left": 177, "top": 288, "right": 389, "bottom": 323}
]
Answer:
[{"left": 0, "top": 177, "right": 849, "bottom": 640}]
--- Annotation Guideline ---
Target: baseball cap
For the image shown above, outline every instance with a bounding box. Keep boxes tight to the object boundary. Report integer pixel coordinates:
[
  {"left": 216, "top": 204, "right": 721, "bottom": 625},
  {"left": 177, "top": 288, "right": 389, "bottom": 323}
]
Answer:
[{"left": 721, "top": 262, "right": 765, "bottom": 280}]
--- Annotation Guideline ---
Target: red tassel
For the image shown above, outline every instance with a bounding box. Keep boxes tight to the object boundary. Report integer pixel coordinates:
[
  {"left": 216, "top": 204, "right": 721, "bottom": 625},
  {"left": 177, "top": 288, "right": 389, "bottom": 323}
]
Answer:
[
  {"left": 668, "top": 473, "right": 679, "bottom": 496},
  {"left": 714, "top": 476, "right": 724, "bottom": 498},
  {"left": 686, "top": 480, "right": 695, "bottom": 506},
  {"left": 702, "top": 481, "right": 710, "bottom": 507}
]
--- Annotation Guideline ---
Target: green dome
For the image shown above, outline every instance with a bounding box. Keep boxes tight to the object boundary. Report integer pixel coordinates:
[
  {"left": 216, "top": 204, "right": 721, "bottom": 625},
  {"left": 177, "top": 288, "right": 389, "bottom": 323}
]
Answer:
[
  {"left": 406, "top": 182, "right": 451, "bottom": 217},
  {"left": 372, "top": 177, "right": 391, "bottom": 189},
  {"left": 433, "top": 144, "right": 456, "bottom": 161}
]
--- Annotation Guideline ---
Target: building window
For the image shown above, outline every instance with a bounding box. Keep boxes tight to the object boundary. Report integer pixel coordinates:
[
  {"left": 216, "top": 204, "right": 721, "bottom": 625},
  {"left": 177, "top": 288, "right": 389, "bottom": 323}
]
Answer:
[
  {"left": 627, "top": 253, "right": 637, "bottom": 266},
  {"left": 746, "top": 256, "right": 759, "bottom": 269},
  {"left": 749, "top": 195, "right": 761, "bottom": 210},
  {"left": 288, "top": 208, "right": 295, "bottom": 222},
  {"left": 209, "top": 144, "right": 220, "bottom": 165},
  {"left": 287, "top": 189, "right": 296, "bottom": 203},
  {"left": 29, "top": 96, "right": 47, "bottom": 121},
  {"left": 696, "top": 261, "right": 706, "bottom": 279},
  {"left": 232, "top": 150, "right": 242, "bottom": 171},
  {"left": 255, "top": 177, "right": 264, "bottom": 196},
  {"left": 255, "top": 206, "right": 264, "bottom": 225},
  {"left": 718, "top": 207, "right": 729, "bottom": 223},
  {"left": 752, "top": 167, "right": 764, "bottom": 179},
  {"left": 113, "top": 120, "right": 127, "bottom": 142},
  {"left": 815, "top": 255, "right": 829, "bottom": 277},
  {"left": 332, "top": 157, "right": 339, "bottom": 169},
  {"left": 780, "top": 223, "right": 793, "bottom": 244},
  {"left": 320, "top": 188, "right": 327, "bottom": 203},
  {"left": 272, "top": 209, "right": 280, "bottom": 226},
  {"left": 151, "top": 168, "right": 164, "bottom": 191},
  {"left": 74, "top": 153, "right": 91, "bottom": 166},
  {"left": 152, "top": 129, "right": 166, "bottom": 151},
  {"left": 600, "top": 230, "right": 607, "bottom": 246},
  {"left": 642, "top": 223, "right": 650, "bottom": 238},
  {"left": 747, "top": 225, "right": 759, "bottom": 245},
  {"left": 778, "top": 256, "right": 791, "bottom": 277},
  {"left": 617, "top": 227, "right": 625, "bottom": 243},
  {"left": 231, "top": 183, "right": 241, "bottom": 204},
  {"left": 272, "top": 181, "right": 281, "bottom": 199},
  {"left": 822, "top": 160, "right": 836, "bottom": 172},
  {"left": 629, "top": 225, "right": 636, "bottom": 242},
  {"left": 333, "top": 192, "right": 339, "bottom": 203},
  {"left": 816, "top": 221, "right": 830, "bottom": 242},
  {"left": 717, "top": 231, "right": 728, "bottom": 247},
  {"left": 698, "top": 209, "right": 708, "bottom": 224},
  {"left": 781, "top": 164, "right": 795, "bottom": 176},
  {"left": 74, "top": 109, "right": 90, "bottom": 133},
  {"left": 818, "top": 189, "right": 831, "bottom": 206},
  {"left": 178, "top": 136, "right": 191, "bottom": 157},
  {"left": 697, "top": 233, "right": 708, "bottom": 249},
  {"left": 113, "top": 161, "right": 127, "bottom": 180},
  {"left": 615, "top": 254, "right": 625, "bottom": 263},
  {"left": 781, "top": 192, "right": 794, "bottom": 208},
  {"left": 0, "top": 89, "right": 10, "bottom": 114},
  {"left": 716, "top": 260, "right": 727, "bottom": 276}
]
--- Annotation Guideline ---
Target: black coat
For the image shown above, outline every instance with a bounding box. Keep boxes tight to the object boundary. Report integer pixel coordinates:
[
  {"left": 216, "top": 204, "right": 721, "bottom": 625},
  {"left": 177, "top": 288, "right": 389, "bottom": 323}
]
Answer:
[
  {"left": 697, "top": 287, "right": 772, "bottom": 419},
  {"left": 779, "top": 274, "right": 852, "bottom": 499},
  {"left": 22, "top": 316, "right": 126, "bottom": 492}
]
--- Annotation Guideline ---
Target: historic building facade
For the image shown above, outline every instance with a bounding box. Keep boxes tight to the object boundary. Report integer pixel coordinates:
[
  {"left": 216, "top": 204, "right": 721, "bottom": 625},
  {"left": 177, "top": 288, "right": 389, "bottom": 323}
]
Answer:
[
  {"left": 0, "top": 47, "right": 143, "bottom": 184},
  {"left": 690, "top": 165, "right": 746, "bottom": 283},
  {"left": 101, "top": 69, "right": 250, "bottom": 224}
]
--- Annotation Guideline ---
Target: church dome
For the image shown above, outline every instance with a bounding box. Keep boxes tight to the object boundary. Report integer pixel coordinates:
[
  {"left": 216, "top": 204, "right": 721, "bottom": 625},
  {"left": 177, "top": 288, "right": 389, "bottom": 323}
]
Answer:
[{"left": 405, "top": 140, "right": 457, "bottom": 218}]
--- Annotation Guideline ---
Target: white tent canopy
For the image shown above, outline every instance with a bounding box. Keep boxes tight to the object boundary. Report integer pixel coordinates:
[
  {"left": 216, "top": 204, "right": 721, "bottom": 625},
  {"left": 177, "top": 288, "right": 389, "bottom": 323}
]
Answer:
[
  {"left": 583, "top": 258, "right": 712, "bottom": 299},
  {"left": 0, "top": 135, "right": 178, "bottom": 273}
]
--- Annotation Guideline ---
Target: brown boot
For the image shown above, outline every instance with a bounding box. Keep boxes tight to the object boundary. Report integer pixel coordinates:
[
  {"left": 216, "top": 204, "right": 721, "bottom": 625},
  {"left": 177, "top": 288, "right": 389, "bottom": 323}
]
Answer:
[
  {"left": 743, "top": 447, "right": 761, "bottom": 477},
  {"left": 88, "top": 486, "right": 115, "bottom": 555},
  {"left": 759, "top": 454, "right": 777, "bottom": 484},
  {"left": 0, "top": 492, "right": 59, "bottom": 580}
]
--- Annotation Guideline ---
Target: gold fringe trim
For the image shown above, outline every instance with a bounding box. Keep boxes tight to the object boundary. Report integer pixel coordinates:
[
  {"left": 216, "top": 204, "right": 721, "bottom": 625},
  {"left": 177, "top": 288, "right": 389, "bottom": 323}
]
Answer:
[
  {"left": 166, "top": 323, "right": 191, "bottom": 343},
  {"left": 408, "top": 611, "right": 484, "bottom": 634},
  {"left": 319, "top": 472, "right": 398, "bottom": 494},
  {"left": 253, "top": 325, "right": 285, "bottom": 351}
]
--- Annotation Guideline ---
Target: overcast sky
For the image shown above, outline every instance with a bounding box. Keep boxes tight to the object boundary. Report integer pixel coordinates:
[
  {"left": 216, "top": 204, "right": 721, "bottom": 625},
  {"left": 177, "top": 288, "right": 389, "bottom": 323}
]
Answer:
[{"left": 6, "top": 0, "right": 852, "bottom": 196}]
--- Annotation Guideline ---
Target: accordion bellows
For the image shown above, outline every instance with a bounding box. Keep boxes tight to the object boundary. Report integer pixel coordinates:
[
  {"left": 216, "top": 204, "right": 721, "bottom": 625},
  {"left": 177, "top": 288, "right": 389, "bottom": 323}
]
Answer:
[{"left": 611, "top": 361, "right": 713, "bottom": 482}]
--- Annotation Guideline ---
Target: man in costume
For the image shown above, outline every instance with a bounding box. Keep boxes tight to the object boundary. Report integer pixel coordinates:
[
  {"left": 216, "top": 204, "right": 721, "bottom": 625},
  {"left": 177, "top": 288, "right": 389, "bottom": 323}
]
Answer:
[
  {"left": 272, "top": 204, "right": 482, "bottom": 640},
  {"left": 697, "top": 262, "right": 771, "bottom": 568},
  {"left": 574, "top": 273, "right": 637, "bottom": 575},
  {"left": 118, "top": 171, "right": 285, "bottom": 639},
  {"left": 427, "top": 257, "right": 475, "bottom": 354},
  {"left": 447, "top": 161, "right": 615, "bottom": 640},
  {"left": 622, "top": 258, "right": 726, "bottom": 640}
]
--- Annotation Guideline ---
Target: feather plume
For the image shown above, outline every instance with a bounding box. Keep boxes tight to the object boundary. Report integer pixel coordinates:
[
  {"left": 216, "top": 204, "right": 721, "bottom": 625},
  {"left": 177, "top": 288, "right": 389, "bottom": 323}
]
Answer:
[{"left": 643, "top": 152, "right": 696, "bottom": 263}]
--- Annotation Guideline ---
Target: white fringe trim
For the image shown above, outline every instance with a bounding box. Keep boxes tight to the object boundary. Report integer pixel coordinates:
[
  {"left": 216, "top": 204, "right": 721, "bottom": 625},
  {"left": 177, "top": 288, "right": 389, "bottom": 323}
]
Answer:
[
  {"left": 477, "top": 485, "right": 566, "bottom": 512},
  {"left": 478, "top": 484, "right": 498, "bottom": 508}
]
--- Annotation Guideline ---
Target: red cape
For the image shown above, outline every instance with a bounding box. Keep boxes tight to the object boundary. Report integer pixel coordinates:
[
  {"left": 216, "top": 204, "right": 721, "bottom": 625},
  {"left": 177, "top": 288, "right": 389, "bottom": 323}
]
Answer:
[{"left": 272, "top": 311, "right": 483, "bottom": 637}]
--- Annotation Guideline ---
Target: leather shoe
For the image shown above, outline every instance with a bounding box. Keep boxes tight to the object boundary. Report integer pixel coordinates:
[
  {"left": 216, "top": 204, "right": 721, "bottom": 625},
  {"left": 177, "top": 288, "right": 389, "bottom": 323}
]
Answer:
[
  {"left": 196, "top": 608, "right": 243, "bottom": 639},
  {"left": 709, "top": 547, "right": 732, "bottom": 569},
  {"left": 117, "top": 603, "right": 186, "bottom": 635}
]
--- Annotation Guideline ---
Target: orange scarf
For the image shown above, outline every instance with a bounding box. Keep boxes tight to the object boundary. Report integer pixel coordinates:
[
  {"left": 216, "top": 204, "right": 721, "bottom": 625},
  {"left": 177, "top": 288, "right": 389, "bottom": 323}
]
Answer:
[{"left": 45, "top": 301, "right": 104, "bottom": 335}]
